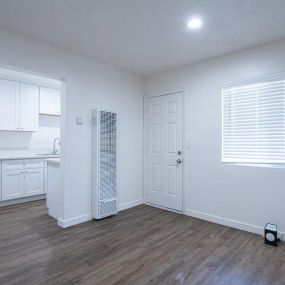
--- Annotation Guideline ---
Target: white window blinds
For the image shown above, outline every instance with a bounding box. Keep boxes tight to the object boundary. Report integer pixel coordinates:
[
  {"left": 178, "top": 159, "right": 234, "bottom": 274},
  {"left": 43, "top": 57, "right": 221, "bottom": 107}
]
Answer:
[{"left": 222, "top": 78, "right": 285, "bottom": 164}]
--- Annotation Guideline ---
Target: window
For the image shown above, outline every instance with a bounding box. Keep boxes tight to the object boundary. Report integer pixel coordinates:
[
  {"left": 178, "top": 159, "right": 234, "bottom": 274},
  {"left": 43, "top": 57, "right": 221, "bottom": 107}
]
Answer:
[{"left": 222, "top": 77, "right": 285, "bottom": 164}]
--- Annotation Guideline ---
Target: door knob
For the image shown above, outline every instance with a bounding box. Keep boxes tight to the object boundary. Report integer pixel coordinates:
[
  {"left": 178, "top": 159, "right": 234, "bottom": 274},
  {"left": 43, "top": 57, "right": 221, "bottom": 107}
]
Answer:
[{"left": 177, "top": 159, "right": 182, "bottom": 164}]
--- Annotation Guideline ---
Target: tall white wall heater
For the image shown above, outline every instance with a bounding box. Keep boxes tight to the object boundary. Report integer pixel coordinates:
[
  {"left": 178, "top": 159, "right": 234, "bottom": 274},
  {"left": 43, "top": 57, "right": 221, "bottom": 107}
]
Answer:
[{"left": 91, "top": 109, "right": 118, "bottom": 219}]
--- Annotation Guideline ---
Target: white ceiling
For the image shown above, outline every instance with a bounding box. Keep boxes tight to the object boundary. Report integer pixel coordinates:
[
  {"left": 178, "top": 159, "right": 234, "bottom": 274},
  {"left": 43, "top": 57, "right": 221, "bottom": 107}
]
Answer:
[{"left": 0, "top": 0, "right": 285, "bottom": 75}]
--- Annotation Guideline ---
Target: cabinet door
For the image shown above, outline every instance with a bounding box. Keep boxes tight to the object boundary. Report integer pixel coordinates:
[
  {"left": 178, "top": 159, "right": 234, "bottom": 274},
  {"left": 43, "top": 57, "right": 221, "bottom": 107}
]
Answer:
[
  {"left": 23, "top": 168, "right": 44, "bottom": 196},
  {"left": 0, "top": 79, "right": 19, "bottom": 131},
  {"left": 39, "top": 87, "right": 61, "bottom": 116},
  {"left": 2, "top": 170, "right": 23, "bottom": 200},
  {"left": 55, "top": 90, "right": 61, "bottom": 115},
  {"left": 19, "top": 83, "right": 39, "bottom": 131}
]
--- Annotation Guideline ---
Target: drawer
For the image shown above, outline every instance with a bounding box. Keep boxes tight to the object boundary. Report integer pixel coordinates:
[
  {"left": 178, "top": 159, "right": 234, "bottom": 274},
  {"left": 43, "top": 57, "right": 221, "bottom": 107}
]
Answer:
[{"left": 2, "top": 159, "right": 44, "bottom": 170}]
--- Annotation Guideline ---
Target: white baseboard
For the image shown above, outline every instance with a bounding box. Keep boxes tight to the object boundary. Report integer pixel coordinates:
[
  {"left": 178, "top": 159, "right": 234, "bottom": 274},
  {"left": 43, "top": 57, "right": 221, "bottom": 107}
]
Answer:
[
  {"left": 56, "top": 199, "right": 143, "bottom": 228},
  {"left": 57, "top": 213, "right": 92, "bottom": 228},
  {"left": 185, "top": 208, "right": 285, "bottom": 240},
  {"left": 55, "top": 203, "right": 285, "bottom": 241},
  {"left": 185, "top": 208, "right": 263, "bottom": 235},
  {"left": 0, "top": 194, "right": 46, "bottom": 208},
  {"left": 118, "top": 199, "right": 143, "bottom": 211},
  {"left": 145, "top": 202, "right": 182, "bottom": 214}
]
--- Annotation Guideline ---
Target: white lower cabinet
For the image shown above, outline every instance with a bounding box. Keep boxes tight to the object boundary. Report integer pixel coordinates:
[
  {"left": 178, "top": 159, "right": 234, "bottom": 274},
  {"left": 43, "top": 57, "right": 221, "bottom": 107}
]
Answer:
[
  {"left": 2, "top": 170, "right": 23, "bottom": 200},
  {"left": 46, "top": 160, "right": 60, "bottom": 219},
  {"left": 23, "top": 168, "right": 44, "bottom": 197},
  {"left": 1, "top": 159, "right": 45, "bottom": 201}
]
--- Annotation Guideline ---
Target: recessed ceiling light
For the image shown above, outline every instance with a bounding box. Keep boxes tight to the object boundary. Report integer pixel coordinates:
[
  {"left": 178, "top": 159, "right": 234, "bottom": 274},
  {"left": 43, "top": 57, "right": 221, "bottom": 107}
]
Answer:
[{"left": 187, "top": 18, "right": 202, "bottom": 29}]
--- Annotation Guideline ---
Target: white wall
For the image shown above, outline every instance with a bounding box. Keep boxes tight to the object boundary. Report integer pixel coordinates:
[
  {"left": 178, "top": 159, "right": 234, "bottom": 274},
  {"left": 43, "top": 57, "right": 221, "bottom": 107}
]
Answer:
[
  {"left": 0, "top": 28, "right": 144, "bottom": 224},
  {"left": 145, "top": 39, "right": 285, "bottom": 234},
  {"left": 0, "top": 115, "right": 60, "bottom": 149},
  {"left": 1, "top": 26, "right": 284, "bottom": 234}
]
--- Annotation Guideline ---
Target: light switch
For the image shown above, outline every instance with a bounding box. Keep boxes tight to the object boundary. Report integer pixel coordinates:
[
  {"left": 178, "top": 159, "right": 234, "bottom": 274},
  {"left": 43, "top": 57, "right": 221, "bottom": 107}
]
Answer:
[{"left": 76, "top": 117, "right": 83, "bottom": 125}]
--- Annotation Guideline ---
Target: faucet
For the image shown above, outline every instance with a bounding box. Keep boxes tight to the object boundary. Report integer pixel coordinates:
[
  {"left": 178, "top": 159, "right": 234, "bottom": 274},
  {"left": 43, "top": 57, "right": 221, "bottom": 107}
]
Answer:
[{"left": 53, "top": 138, "right": 60, "bottom": 155}]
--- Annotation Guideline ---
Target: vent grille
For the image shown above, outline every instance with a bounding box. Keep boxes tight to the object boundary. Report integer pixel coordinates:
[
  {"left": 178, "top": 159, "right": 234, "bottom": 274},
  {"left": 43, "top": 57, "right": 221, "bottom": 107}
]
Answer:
[
  {"left": 99, "top": 111, "right": 117, "bottom": 200},
  {"left": 92, "top": 109, "right": 118, "bottom": 220},
  {"left": 99, "top": 200, "right": 117, "bottom": 218}
]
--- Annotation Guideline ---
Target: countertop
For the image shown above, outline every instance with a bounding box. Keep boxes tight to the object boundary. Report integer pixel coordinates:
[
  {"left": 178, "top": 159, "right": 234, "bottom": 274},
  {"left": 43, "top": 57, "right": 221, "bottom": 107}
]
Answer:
[
  {"left": 0, "top": 149, "right": 60, "bottom": 160},
  {"left": 46, "top": 158, "right": 60, "bottom": 166}
]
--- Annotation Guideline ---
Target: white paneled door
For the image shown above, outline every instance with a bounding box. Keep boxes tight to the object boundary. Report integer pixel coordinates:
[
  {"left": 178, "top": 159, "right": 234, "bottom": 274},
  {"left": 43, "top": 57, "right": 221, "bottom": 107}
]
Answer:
[{"left": 145, "top": 92, "right": 183, "bottom": 211}]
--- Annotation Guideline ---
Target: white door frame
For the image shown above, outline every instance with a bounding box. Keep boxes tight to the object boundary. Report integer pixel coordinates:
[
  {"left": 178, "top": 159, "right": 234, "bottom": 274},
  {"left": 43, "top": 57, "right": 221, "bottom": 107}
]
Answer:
[{"left": 143, "top": 90, "right": 186, "bottom": 214}]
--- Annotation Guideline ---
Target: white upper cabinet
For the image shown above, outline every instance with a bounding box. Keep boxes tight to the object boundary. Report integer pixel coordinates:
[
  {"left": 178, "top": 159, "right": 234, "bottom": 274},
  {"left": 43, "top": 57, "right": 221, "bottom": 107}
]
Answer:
[
  {"left": 19, "top": 83, "right": 39, "bottom": 131},
  {"left": 0, "top": 70, "right": 61, "bottom": 131},
  {"left": 39, "top": 87, "right": 61, "bottom": 116},
  {"left": 0, "top": 79, "right": 19, "bottom": 131},
  {"left": 0, "top": 79, "right": 39, "bottom": 132}
]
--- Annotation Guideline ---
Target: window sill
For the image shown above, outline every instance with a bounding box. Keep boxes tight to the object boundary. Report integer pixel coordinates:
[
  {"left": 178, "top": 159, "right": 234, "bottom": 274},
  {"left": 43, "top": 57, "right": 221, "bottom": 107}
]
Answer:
[{"left": 222, "top": 162, "right": 285, "bottom": 169}]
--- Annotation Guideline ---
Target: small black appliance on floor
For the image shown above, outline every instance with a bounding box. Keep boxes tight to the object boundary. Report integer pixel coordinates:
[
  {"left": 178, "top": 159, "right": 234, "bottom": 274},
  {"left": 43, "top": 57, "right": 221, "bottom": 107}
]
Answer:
[{"left": 264, "top": 223, "right": 278, "bottom": 246}]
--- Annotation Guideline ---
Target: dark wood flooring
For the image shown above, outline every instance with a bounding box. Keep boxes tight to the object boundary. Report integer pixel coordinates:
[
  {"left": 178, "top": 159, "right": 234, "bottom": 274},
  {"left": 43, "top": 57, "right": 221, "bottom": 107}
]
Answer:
[{"left": 0, "top": 201, "right": 284, "bottom": 285}]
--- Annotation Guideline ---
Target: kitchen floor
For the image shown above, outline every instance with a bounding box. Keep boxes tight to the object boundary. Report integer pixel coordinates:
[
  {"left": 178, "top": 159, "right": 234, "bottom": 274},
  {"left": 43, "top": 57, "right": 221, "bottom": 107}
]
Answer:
[{"left": 0, "top": 201, "right": 284, "bottom": 285}]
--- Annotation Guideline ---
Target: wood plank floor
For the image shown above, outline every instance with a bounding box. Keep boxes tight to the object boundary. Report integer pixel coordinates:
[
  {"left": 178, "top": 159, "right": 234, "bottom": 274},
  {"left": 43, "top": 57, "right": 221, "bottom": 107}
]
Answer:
[{"left": 0, "top": 201, "right": 284, "bottom": 285}]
